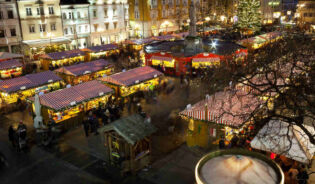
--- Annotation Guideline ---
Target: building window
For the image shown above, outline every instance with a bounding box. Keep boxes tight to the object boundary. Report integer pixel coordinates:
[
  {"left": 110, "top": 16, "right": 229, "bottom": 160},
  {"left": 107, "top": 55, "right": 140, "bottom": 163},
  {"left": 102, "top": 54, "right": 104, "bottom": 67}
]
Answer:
[
  {"left": 135, "top": 10, "right": 139, "bottom": 19},
  {"left": 85, "top": 25, "right": 88, "bottom": 32},
  {"left": 48, "top": 6, "right": 54, "bottom": 15},
  {"left": 105, "top": 23, "right": 109, "bottom": 30},
  {"left": 0, "top": 29, "right": 4, "bottom": 37},
  {"left": 69, "top": 12, "right": 72, "bottom": 19},
  {"left": 7, "top": 10, "right": 14, "bottom": 19},
  {"left": 113, "top": 22, "right": 117, "bottom": 29},
  {"left": 94, "top": 24, "right": 98, "bottom": 32},
  {"left": 113, "top": 9, "right": 116, "bottom": 17},
  {"left": 162, "top": 9, "right": 166, "bottom": 17},
  {"left": 64, "top": 28, "right": 68, "bottom": 35},
  {"left": 183, "top": 0, "right": 187, "bottom": 6},
  {"left": 162, "top": 0, "right": 166, "bottom": 5},
  {"left": 37, "top": 7, "right": 44, "bottom": 15},
  {"left": 79, "top": 26, "right": 82, "bottom": 33},
  {"left": 29, "top": 25, "right": 35, "bottom": 33},
  {"left": 169, "top": 0, "right": 173, "bottom": 6},
  {"left": 70, "top": 27, "right": 73, "bottom": 34},
  {"left": 77, "top": 12, "right": 81, "bottom": 19},
  {"left": 10, "top": 28, "right": 16, "bottom": 37},
  {"left": 124, "top": 8, "right": 128, "bottom": 15},
  {"left": 104, "top": 8, "right": 108, "bottom": 17},
  {"left": 135, "top": 0, "right": 139, "bottom": 6},
  {"left": 39, "top": 24, "right": 46, "bottom": 32},
  {"left": 93, "top": 10, "right": 97, "bottom": 18},
  {"left": 51, "top": 23, "right": 56, "bottom": 31},
  {"left": 62, "top": 12, "right": 66, "bottom": 19},
  {"left": 152, "top": 0, "right": 157, "bottom": 8},
  {"left": 26, "top": 8, "right": 32, "bottom": 16}
]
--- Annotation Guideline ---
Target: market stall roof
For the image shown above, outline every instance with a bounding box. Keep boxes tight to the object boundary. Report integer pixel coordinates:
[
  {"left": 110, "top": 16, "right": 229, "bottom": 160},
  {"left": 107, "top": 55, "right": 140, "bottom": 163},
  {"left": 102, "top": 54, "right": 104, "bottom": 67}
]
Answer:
[
  {"left": 237, "top": 31, "right": 282, "bottom": 47},
  {"left": 98, "top": 114, "right": 157, "bottom": 145},
  {"left": 98, "top": 66, "right": 163, "bottom": 87},
  {"left": 22, "top": 37, "right": 71, "bottom": 47},
  {"left": 127, "top": 38, "right": 156, "bottom": 45},
  {"left": 0, "top": 52, "right": 23, "bottom": 61},
  {"left": 192, "top": 53, "right": 221, "bottom": 62},
  {"left": 153, "top": 35, "right": 177, "bottom": 41},
  {"left": 28, "top": 80, "right": 113, "bottom": 111},
  {"left": 250, "top": 120, "right": 315, "bottom": 164},
  {"left": 83, "top": 44, "right": 119, "bottom": 53},
  {"left": 0, "top": 59, "right": 23, "bottom": 70},
  {"left": 40, "top": 49, "right": 85, "bottom": 60},
  {"left": 54, "top": 59, "right": 111, "bottom": 76},
  {"left": 0, "top": 71, "right": 62, "bottom": 94},
  {"left": 204, "top": 39, "right": 246, "bottom": 56},
  {"left": 179, "top": 90, "right": 261, "bottom": 128},
  {"left": 151, "top": 55, "right": 173, "bottom": 62}
]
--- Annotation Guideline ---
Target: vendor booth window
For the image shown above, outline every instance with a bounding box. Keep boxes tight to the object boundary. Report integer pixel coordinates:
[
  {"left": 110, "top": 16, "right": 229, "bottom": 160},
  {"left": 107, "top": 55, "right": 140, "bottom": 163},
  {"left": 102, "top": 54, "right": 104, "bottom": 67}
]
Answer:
[{"left": 104, "top": 9, "right": 108, "bottom": 17}]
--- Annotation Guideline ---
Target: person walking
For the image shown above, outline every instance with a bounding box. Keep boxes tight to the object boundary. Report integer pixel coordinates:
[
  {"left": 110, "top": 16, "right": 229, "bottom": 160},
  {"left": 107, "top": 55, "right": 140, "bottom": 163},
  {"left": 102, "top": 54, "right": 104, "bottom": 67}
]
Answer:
[
  {"left": 8, "top": 125, "right": 15, "bottom": 147},
  {"left": 219, "top": 136, "right": 225, "bottom": 149},
  {"left": 82, "top": 117, "right": 90, "bottom": 137}
]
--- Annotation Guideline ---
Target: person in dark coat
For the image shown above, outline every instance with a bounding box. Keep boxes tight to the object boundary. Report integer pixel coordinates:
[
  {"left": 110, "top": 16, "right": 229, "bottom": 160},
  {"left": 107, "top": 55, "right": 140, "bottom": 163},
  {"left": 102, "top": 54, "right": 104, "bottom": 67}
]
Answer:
[
  {"left": 82, "top": 117, "right": 89, "bottom": 137},
  {"left": 230, "top": 134, "right": 239, "bottom": 148},
  {"left": 219, "top": 136, "right": 225, "bottom": 149},
  {"left": 8, "top": 125, "right": 15, "bottom": 147}
]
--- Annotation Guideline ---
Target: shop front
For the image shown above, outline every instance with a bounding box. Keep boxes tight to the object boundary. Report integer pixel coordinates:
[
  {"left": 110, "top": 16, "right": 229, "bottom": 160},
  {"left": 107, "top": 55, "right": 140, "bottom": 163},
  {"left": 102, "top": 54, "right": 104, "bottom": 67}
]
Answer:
[
  {"left": 237, "top": 31, "right": 283, "bottom": 50},
  {"left": 83, "top": 44, "right": 120, "bottom": 61},
  {"left": 0, "top": 71, "right": 62, "bottom": 105},
  {"left": 54, "top": 59, "right": 114, "bottom": 85},
  {"left": 179, "top": 90, "right": 261, "bottom": 149},
  {"left": 0, "top": 59, "right": 23, "bottom": 79},
  {"left": 191, "top": 53, "right": 221, "bottom": 69},
  {"left": 98, "top": 66, "right": 164, "bottom": 97},
  {"left": 40, "top": 49, "right": 86, "bottom": 70},
  {"left": 28, "top": 80, "right": 113, "bottom": 129}
]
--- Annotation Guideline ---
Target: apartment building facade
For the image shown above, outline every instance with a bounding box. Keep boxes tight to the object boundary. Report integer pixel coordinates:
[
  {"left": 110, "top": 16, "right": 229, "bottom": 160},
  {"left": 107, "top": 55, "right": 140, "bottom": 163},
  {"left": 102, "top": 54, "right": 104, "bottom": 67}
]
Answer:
[
  {"left": 17, "top": 0, "right": 68, "bottom": 56},
  {"left": 297, "top": 0, "right": 315, "bottom": 32},
  {"left": 0, "top": 0, "right": 22, "bottom": 53},
  {"left": 88, "top": 0, "right": 129, "bottom": 46},
  {"left": 128, "top": 0, "right": 189, "bottom": 38}
]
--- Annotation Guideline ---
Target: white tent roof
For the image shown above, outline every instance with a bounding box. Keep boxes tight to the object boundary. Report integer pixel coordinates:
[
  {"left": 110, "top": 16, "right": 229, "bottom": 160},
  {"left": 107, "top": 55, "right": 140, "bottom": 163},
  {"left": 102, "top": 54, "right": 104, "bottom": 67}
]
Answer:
[
  {"left": 250, "top": 120, "right": 315, "bottom": 164},
  {"left": 0, "top": 52, "right": 23, "bottom": 60}
]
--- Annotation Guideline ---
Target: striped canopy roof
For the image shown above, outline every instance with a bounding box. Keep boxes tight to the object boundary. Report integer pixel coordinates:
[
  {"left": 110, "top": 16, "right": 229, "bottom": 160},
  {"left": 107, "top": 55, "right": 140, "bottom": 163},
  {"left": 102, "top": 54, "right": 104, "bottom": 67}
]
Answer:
[
  {"left": 41, "top": 49, "right": 85, "bottom": 60},
  {"left": 0, "top": 59, "right": 23, "bottom": 70},
  {"left": 84, "top": 44, "right": 119, "bottom": 53},
  {"left": 192, "top": 53, "right": 220, "bottom": 62},
  {"left": 54, "top": 59, "right": 112, "bottom": 76},
  {"left": 98, "top": 66, "right": 163, "bottom": 87},
  {"left": 28, "top": 80, "right": 113, "bottom": 111},
  {"left": 0, "top": 71, "right": 61, "bottom": 93},
  {"left": 179, "top": 90, "right": 261, "bottom": 128},
  {"left": 151, "top": 55, "right": 173, "bottom": 62}
]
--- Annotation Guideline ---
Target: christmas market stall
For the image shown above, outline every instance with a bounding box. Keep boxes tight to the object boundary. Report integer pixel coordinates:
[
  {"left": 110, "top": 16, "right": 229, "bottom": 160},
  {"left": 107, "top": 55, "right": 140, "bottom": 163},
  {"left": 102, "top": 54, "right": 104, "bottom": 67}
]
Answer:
[
  {"left": 0, "top": 71, "right": 62, "bottom": 105},
  {"left": 98, "top": 66, "right": 164, "bottom": 97},
  {"left": 250, "top": 120, "right": 315, "bottom": 164},
  {"left": 0, "top": 52, "right": 24, "bottom": 62},
  {"left": 27, "top": 80, "right": 113, "bottom": 129},
  {"left": 98, "top": 114, "right": 157, "bottom": 174},
  {"left": 82, "top": 44, "right": 120, "bottom": 61},
  {"left": 125, "top": 38, "right": 156, "bottom": 51},
  {"left": 237, "top": 31, "right": 283, "bottom": 50},
  {"left": 179, "top": 90, "right": 261, "bottom": 148},
  {"left": 191, "top": 53, "right": 221, "bottom": 69},
  {"left": 40, "top": 49, "right": 86, "bottom": 70},
  {"left": 0, "top": 59, "right": 23, "bottom": 79},
  {"left": 54, "top": 59, "right": 113, "bottom": 85}
]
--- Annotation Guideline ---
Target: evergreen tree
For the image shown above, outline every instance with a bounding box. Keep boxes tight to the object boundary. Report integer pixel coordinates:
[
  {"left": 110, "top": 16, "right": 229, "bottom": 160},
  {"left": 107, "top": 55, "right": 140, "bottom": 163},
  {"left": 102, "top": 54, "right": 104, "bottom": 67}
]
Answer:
[{"left": 237, "top": 0, "right": 261, "bottom": 32}]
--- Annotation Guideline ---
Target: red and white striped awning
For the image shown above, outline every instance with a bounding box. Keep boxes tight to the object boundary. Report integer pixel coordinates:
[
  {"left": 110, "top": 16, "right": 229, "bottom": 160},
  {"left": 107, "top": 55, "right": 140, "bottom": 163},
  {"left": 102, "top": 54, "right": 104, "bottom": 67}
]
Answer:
[{"left": 179, "top": 90, "right": 261, "bottom": 128}]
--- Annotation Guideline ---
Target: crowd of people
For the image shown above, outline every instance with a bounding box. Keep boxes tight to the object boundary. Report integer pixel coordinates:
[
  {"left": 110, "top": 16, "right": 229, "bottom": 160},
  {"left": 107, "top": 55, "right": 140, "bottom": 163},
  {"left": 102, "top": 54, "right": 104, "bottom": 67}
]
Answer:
[{"left": 8, "top": 121, "right": 28, "bottom": 152}]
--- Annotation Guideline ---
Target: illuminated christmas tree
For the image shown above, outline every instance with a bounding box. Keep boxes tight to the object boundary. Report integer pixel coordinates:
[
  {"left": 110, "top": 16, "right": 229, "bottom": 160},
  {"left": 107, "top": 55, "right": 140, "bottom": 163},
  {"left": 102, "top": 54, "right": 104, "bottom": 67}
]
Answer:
[{"left": 237, "top": 0, "right": 261, "bottom": 32}]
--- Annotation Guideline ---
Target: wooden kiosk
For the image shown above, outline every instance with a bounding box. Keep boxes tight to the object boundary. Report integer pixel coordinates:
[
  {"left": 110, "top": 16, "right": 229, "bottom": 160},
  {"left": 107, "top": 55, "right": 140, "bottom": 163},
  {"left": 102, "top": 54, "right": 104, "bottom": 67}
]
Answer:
[
  {"left": 98, "top": 66, "right": 164, "bottom": 97},
  {"left": 0, "top": 59, "right": 23, "bottom": 79},
  {"left": 40, "top": 49, "right": 86, "bottom": 70},
  {"left": 54, "top": 59, "right": 114, "bottom": 85},
  {"left": 98, "top": 114, "right": 157, "bottom": 174},
  {"left": 0, "top": 71, "right": 62, "bottom": 104},
  {"left": 83, "top": 44, "right": 120, "bottom": 61},
  {"left": 27, "top": 80, "right": 113, "bottom": 129}
]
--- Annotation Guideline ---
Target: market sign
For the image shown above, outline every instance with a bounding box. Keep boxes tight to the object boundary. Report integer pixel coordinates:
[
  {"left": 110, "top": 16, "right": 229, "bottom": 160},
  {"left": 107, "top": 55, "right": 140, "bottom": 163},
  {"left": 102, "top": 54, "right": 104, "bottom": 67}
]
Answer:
[
  {"left": 48, "top": 79, "right": 53, "bottom": 83},
  {"left": 20, "top": 86, "right": 26, "bottom": 90},
  {"left": 135, "top": 80, "right": 139, "bottom": 84},
  {"left": 70, "top": 101, "right": 76, "bottom": 106},
  {"left": 99, "top": 92, "right": 104, "bottom": 96}
]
